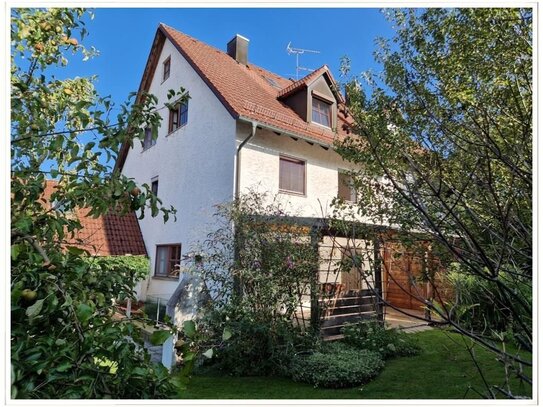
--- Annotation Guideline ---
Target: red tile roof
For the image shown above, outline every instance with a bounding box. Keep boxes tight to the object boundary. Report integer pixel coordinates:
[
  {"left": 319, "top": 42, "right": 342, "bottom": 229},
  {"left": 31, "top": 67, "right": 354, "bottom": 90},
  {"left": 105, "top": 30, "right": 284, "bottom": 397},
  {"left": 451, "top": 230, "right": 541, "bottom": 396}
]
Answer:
[
  {"left": 116, "top": 24, "right": 355, "bottom": 171},
  {"left": 43, "top": 181, "right": 147, "bottom": 257},
  {"left": 161, "top": 24, "right": 352, "bottom": 145}
]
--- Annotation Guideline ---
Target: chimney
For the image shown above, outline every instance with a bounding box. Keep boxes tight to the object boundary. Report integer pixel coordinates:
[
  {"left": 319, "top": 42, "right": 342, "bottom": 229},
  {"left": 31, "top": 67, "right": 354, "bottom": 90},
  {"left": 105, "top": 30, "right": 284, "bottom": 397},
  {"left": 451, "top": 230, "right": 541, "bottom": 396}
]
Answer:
[{"left": 227, "top": 34, "right": 249, "bottom": 65}]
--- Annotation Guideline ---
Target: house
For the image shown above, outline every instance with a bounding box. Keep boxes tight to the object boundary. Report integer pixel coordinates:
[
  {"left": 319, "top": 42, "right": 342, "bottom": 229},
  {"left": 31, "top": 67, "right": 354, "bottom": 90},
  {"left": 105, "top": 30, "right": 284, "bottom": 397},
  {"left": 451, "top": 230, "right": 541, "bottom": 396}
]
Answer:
[{"left": 116, "top": 24, "right": 438, "bottom": 364}]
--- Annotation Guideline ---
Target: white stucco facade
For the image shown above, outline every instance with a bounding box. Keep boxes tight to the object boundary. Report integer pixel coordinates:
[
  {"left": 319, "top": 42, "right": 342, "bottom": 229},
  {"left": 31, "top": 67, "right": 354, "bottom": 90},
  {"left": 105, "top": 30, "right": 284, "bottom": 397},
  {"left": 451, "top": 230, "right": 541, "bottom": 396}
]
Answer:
[
  {"left": 236, "top": 122, "right": 364, "bottom": 221},
  {"left": 122, "top": 38, "right": 236, "bottom": 301}
]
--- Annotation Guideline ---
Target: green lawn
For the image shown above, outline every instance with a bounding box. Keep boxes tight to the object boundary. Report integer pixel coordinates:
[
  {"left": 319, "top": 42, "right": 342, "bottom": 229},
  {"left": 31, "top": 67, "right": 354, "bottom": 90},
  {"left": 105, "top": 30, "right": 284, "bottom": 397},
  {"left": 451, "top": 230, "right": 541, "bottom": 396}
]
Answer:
[{"left": 177, "top": 329, "right": 532, "bottom": 399}]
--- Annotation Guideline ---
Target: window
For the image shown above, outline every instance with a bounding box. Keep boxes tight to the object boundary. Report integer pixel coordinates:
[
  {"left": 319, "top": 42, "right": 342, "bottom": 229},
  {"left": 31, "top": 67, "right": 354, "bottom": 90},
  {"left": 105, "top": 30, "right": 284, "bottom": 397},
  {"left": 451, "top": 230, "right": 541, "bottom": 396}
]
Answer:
[
  {"left": 143, "top": 127, "right": 156, "bottom": 150},
  {"left": 168, "top": 102, "right": 188, "bottom": 133},
  {"left": 338, "top": 172, "right": 357, "bottom": 202},
  {"left": 163, "top": 56, "right": 171, "bottom": 81},
  {"left": 279, "top": 156, "right": 305, "bottom": 195},
  {"left": 155, "top": 244, "right": 181, "bottom": 278},
  {"left": 312, "top": 97, "right": 331, "bottom": 127},
  {"left": 151, "top": 177, "right": 158, "bottom": 196}
]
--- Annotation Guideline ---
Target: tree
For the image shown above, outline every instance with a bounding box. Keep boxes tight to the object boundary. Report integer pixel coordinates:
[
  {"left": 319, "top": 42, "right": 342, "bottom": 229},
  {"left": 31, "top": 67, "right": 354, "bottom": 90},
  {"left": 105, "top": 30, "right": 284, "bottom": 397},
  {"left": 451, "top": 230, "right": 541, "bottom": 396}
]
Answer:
[
  {"left": 334, "top": 8, "right": 532, "bottom": 398},
  {"left": 11, "top": 8, "right": 187, "bottom": 398}
]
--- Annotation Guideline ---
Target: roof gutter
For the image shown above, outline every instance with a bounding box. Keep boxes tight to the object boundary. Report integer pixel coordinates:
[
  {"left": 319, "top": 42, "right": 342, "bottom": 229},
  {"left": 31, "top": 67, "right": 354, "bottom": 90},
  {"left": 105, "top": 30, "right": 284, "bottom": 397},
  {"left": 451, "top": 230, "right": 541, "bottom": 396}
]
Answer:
[
  {"left": 234, "top": 121, "right": 257, "bottom": 199},
  {"left": 237, "top": 116, "right": 332, "bottom": 149}
]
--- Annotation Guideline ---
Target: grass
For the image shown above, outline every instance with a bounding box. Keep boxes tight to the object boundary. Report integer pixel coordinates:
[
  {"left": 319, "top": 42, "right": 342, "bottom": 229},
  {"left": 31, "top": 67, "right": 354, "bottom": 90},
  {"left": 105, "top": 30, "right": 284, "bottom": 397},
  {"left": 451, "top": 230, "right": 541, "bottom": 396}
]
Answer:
[{"left": 177, "top": 329, "right": 532, "bottom": 399}]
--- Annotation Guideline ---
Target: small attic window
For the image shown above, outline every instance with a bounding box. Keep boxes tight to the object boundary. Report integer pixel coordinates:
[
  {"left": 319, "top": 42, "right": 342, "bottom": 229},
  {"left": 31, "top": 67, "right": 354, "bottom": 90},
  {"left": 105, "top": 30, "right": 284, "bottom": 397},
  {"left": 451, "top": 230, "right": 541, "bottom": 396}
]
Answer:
[
  {"left": 312, "top": 97, "right": 332, "bottom": 127},
  {"left": 265, "top": 77, "right": 281, "bottom": 89},
  {"left": 163, "top": 56, "right": 171, "bottom": 81}
]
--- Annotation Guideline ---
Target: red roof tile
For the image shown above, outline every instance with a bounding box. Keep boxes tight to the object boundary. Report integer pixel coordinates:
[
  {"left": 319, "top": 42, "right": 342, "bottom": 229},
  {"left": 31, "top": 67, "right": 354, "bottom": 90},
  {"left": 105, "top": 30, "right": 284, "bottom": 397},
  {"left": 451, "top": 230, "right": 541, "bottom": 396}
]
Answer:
[
  {"left": 43, "top": 181, "right": 147, "bottom": 257},
  {"left": 116, "top": 24, "right": 356, "bottom": 171},
  {"left": 160, "top": 24, "right": 351, "bottom": 145}
]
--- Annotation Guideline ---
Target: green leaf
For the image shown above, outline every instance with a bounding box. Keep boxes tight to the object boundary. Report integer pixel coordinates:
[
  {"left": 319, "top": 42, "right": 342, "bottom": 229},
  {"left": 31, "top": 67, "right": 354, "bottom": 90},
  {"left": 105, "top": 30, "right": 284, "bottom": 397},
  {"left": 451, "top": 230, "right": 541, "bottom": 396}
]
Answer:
[
  {"left": 202, "top": 349, "right": 213, "bottom": 359},
  {"left": 26, "top": 299, "right": 44, "bottom": 320},
  {"left": 76, "top": 303, "right": 93, "bottom": 323},
  {"left": 149, "top": 330, "right": 171, "bottom": 346},
  {"left": 11, "top": 244, "right": 22, "bottom": 261},
  {"left": 182, "top": 320, "right": 196, "bottom": 338},
  {"left": 67, "top": 246, "right": 86, "bottom": 256},
  {"left": 222, "top": 327, "right": 232, "bottom": 341},
  {"left": 56, "top": 361, "right": 72, "bottom": 372}
]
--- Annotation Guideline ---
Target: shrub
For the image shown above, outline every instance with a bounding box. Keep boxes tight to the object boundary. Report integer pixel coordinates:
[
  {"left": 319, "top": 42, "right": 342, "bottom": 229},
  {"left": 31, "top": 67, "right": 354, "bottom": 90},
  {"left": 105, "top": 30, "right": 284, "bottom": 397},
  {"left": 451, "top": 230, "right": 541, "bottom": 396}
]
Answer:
[
  {"left": 199, "top": 306, "right": 316, "bottom": 376},
  {"left": 342, "top": 320, "right": 421, "bottom": 359},
  {"left": 290, "top": 341, "right": 384, "bottom": 388}
]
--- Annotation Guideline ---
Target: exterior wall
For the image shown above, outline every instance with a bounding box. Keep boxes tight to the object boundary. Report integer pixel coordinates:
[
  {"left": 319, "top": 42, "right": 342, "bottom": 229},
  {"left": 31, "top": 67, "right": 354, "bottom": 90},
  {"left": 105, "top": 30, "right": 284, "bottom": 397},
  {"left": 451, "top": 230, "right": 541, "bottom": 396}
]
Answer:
[
  {"left": 237, "top": 122, "right": 366, "bottom": 221},
  {"left": 122, "top": 38, "right": 236, "bottom": 301}
]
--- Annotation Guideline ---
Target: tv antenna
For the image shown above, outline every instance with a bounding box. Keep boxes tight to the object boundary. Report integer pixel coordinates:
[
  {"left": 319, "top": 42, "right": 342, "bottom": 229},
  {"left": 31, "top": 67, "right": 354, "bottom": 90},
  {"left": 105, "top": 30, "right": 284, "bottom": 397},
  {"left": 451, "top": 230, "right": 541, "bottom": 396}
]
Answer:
[{"left": 287, "top": 42, "right": 320, "bottom": 80}]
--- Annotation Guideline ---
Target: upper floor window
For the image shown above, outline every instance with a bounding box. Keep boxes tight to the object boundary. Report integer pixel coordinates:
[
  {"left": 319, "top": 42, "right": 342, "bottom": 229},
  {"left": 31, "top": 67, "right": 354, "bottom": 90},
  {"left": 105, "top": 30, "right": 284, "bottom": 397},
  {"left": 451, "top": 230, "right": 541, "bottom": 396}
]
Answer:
[
  {"left": 312, "top": 97, "right": 331, "bottom": 127},
  {"left": 155, "top": 244, "right": 181, "bottom": 278},
  {"left": 168, "top": 102, "right": 189, "bottom": 133},
  {"left": 279, "top": 156, "right": 305, "bottom": 195},
  {"left": 151, "top": 177, "right": 159, "bottom": 196},
  {"left": 143, "top": 127, "right": 156, "bottom": 150},
  {"left": 163, "top": 56, "right": 171, "bottom": 81},
  {"left": 338, "top": 171, "right": 357, "bottom": 202}
]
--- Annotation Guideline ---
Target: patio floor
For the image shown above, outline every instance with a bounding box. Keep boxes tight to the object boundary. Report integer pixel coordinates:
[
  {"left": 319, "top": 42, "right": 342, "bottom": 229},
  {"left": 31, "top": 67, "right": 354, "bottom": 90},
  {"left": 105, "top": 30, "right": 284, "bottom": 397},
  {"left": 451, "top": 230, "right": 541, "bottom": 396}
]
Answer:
[{"left": 384, "top": 307, "right": 433, "bottom": 333}]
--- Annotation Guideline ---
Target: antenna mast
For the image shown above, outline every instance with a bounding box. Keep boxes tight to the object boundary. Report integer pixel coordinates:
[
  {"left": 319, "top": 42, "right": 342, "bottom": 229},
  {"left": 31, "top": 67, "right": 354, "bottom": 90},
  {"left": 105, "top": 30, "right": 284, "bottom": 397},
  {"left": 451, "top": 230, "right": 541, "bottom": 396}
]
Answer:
[{"left": 286, "top": 42, "right": 320, "bottom": 80}]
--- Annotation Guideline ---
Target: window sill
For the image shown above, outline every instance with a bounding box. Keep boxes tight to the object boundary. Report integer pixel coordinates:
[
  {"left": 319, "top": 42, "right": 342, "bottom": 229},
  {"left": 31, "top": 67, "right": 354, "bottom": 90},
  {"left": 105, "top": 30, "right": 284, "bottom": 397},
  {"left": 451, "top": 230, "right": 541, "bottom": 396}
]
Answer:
[
  {"left": 279, "top": 189, "right": 306, "bottom": 198},
  {"left": 152, "top": 276, "right": 179, "bottom": 281},
  {"left": 142, "top": 145, "right": 156, "bottom": 153},
  {"left": 166, "top": 124, "right": 187, "bottom": 137},
  {"left": 311, "top": 121, "right": 333, "bottom": 131}
]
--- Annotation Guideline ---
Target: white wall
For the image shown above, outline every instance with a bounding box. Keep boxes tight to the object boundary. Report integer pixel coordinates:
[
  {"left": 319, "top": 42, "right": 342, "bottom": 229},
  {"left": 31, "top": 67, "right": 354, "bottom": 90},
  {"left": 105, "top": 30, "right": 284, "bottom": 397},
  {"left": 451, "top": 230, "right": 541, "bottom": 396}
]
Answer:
[
  {"left": 237, "top": 123, "right": 368, "bottom": 221},
  {"left": 122, "top": 38, "right": 236, "bottom": 301}
]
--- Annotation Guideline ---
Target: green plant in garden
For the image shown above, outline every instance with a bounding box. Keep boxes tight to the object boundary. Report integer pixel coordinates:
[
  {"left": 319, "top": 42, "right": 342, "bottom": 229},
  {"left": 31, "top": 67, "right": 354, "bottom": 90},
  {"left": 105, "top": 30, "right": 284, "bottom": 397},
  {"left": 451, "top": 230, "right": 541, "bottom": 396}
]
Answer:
[
  {"left": 191, "top": 191, "right": 320, "bottom": 376},
  {"left": 10, "top": 8, "right": 189, "bottom": 398},
  {"left": 334, "top": 8, "right": 532, "bottom": 397},
  {"left": 342, "top": 321, "right": 420, "bottom": 359},
  {"left": 290, "top": 341, "right": 384, "bottom": 388}
]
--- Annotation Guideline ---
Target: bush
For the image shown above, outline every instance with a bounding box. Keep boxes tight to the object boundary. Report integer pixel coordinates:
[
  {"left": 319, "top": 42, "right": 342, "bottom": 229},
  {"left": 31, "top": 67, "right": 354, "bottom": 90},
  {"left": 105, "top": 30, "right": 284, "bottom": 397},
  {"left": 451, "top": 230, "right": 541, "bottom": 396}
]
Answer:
[
  {"left": 342, "top": 320, "right": 421, "bottom": 359},
  {"left": 199, "top": 306, "right": 316, "bottom": 376},
  {"left": 290, "top": 341, "right": 384, "bottom": 388}
]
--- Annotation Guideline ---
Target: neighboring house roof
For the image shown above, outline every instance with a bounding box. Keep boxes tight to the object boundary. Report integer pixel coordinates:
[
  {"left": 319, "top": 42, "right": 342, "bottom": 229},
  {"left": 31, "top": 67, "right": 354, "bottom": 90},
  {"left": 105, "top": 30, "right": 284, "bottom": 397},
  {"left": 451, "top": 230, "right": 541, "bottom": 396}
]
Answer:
[
  {"left": 43, "top": 180, "right": 147, "bottom": 256},
  {"left": 116, "top": 24, "right": 355, "bottom": 171}
]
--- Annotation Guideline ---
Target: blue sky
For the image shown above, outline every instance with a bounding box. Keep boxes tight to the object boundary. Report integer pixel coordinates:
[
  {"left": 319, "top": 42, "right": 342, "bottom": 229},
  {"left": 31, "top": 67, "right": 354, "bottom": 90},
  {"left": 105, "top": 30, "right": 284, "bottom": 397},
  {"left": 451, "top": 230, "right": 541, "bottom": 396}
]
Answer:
[{"left": 63, "top": 8, "right": 394, "bottom": 108}]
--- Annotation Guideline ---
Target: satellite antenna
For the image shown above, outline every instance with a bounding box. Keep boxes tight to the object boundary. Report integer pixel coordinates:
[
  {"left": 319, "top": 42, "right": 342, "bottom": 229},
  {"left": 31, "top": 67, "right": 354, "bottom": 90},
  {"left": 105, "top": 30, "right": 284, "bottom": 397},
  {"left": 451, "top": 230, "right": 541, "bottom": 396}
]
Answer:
[{"left": 287, "top": 42, "right": 320, "bottom": 80}]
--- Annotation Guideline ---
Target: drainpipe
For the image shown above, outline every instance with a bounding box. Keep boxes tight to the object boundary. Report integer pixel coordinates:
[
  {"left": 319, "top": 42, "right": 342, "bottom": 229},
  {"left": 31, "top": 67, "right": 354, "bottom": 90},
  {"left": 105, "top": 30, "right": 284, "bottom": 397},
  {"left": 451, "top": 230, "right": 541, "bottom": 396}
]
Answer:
[{"left": 234, "top": 121, "right": 257, "bottom": 199}]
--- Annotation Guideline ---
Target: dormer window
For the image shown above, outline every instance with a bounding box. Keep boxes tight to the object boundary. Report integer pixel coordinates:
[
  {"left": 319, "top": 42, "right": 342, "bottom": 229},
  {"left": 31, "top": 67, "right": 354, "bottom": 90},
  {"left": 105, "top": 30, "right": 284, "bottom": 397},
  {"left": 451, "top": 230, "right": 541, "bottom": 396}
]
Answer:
[
  {"left": 163, "top": 56, "right": 171, "bottom": 81},
  {"left": 312, "top": 97, "right": 332, "bottom": 127}
]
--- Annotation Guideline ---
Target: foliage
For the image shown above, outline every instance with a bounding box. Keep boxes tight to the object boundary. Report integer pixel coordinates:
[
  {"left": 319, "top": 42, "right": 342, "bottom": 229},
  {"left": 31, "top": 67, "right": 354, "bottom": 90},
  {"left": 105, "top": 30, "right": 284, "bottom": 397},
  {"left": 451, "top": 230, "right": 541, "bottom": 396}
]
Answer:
[
  {"left": 342, "top": 320, "right": 420, "bottom": 359},
  {"left": 334, "top": 8, "right": 532, "bottom": 397},
  {"left": 290, "top": 341, "right": 384, "bottom": 388},
  {"left": 178, "top": 329, "right": 531, "bottom": 399},
  {"left": 191, "top": 191, "right": 320, "bottom": 375},
  {"left": 443, "top": 264, "right": 531, "bottom": 349},
  {"left": 198, "top": 305, "right": 315, "bottom": 376},
  {"left": 10, "top": 8, "right": 188, "bottom": 398}
]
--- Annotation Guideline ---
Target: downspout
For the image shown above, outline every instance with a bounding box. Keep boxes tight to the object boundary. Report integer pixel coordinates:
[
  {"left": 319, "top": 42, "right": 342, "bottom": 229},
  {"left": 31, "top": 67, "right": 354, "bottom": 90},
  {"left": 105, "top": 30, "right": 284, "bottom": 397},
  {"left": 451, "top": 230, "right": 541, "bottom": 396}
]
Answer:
[
  {"left": 234, "top": 121, "right": 257, "bottom": 199},
  {"left": 232, "top": 121, "right": 256, "bottom": 297}
]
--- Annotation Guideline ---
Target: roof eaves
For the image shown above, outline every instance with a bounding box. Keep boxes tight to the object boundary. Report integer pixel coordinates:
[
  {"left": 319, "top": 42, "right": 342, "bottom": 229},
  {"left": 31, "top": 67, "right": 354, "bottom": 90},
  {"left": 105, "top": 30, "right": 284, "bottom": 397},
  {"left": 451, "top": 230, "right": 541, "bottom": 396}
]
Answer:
[{"left": 238, "top": 115, "right": 333, "bottom": 148}]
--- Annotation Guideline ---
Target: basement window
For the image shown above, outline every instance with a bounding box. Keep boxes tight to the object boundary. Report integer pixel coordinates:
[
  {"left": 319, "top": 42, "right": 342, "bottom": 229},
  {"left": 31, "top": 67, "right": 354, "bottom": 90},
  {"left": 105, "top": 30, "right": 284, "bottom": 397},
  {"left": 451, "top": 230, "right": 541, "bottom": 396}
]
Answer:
[
  {"left": 163, "top": 56, "right": 171, "bottom": 81},
  {"left": 312, "top": 97, "right": 332, "bottom": 127},
  {"left": 155, "top": 244, "right": 181, "bottom": 279},
  {"left": 279, "top": 155, "right": 306, "bottom": 195}
]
